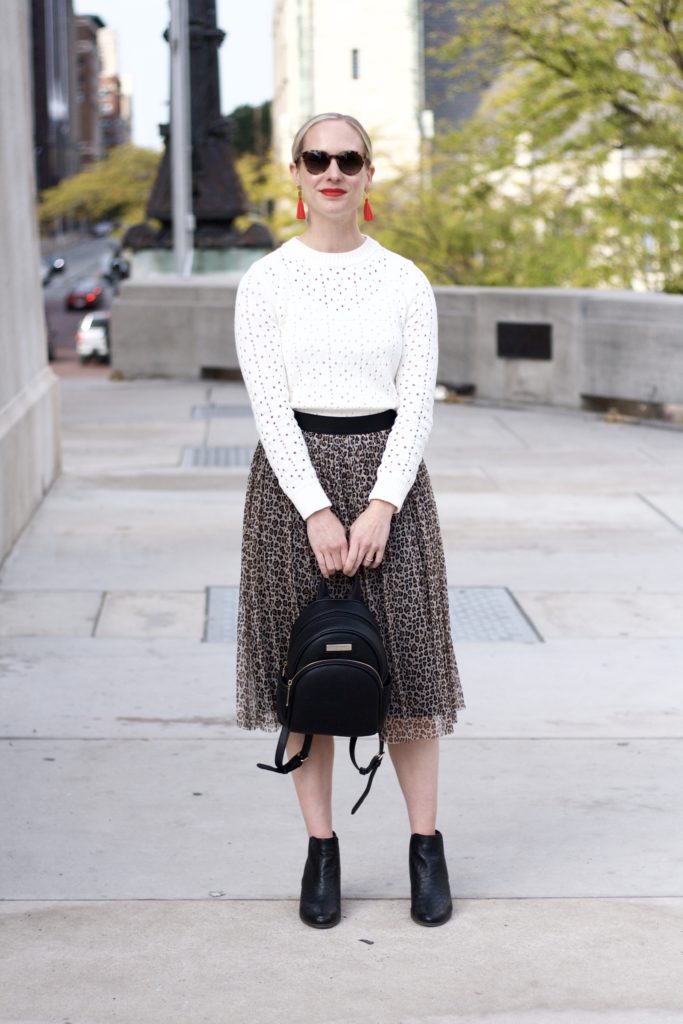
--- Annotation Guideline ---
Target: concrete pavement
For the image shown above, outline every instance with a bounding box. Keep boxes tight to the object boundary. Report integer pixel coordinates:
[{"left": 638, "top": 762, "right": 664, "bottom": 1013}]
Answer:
[{"left": 1, "top": 377, "right": 683, "bottom": 1022}]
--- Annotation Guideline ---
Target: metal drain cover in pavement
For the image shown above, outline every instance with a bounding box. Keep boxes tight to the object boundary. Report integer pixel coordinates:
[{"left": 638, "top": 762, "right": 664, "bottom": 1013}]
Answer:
[
  {"left": 191, "top": 404, "right": 254, "bottom": 419},
  {"left": 182, "top": 446, "right": 255, "bottom": 468},
  {"left": 448, "top": 586, "right": 541, "bottom": 643},
  {"left": 204, "top": 585, "right": 541, "bottom": 644}
]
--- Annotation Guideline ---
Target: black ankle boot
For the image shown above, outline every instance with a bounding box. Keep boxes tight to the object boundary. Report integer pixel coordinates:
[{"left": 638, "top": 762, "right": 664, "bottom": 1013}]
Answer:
[
  {"left": 299, "top": 833, "right": 341, "bottom": 928},
  {"left": 409, "top": 830, "right": 453, "bottom": 926}
]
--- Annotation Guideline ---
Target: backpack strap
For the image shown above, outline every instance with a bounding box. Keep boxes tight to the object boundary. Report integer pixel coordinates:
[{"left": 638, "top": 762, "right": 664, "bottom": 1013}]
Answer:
[
  {"left": 349, "top": 737, "right": 385, "bottom": 815},
  {"left": 316, "top": 572, "right": 363, "bottom": 601},
  {"left": 257, "top": 727, "right": 313, "bottom": 775}
]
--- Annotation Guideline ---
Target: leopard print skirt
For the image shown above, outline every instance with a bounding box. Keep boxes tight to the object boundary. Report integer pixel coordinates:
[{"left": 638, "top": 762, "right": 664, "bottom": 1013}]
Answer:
[{"left": 236, "top": 426, "right": 465, "bottom": 743}]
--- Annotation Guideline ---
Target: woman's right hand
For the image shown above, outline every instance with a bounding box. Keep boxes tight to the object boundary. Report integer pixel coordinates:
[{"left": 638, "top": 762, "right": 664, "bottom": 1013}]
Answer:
[{"left": 306, "top": 507, "right": 348, "bottom": 578}]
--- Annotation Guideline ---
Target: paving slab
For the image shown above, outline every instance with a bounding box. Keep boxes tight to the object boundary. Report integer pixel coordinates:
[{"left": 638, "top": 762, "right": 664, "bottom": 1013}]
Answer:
[
  {"left": 58, "top": 378, "right": 214, "bottom": 423},
  {"left": 435, "top": 490, "right": 673, "bottom": 535},
  {"left": 2, "top": 736, "right": 681, "bottom": 900},
  {"left": 0, "top": 479, "right": 243, "bottom": 590},
  {"left": 453, "top": 637, "right": 683, "bottom": 738},
  {"left": 444, "top": 544, "right": 683, "bottom": 593},
  {"left": 0, "top": 590, "right": 101, "bottom": 637},
  {"left": 1, "top": 899, "right": 681, "bottom": 1024},
  {"left": 0, "top": 638, "right": 239, "bottom": 738},
  {"left": 515, "top": 590, "right": 683, "bottom": 637},
  {"left": 95, "top": 591, "right": 206, "bottom": 639},
  {"left": 432, "top": 460, "right": 683, "bottom": 496}
]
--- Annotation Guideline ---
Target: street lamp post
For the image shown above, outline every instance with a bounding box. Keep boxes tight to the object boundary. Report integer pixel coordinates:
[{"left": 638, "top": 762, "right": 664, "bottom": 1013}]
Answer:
[{"left": 169, "top": 0, "right": 194, "bottom": 276}]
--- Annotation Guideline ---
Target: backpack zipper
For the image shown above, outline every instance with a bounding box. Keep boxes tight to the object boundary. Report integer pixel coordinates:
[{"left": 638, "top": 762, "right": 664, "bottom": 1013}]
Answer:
[
  {"left": 285, "top": 658, "right": 384, "bottom": 708},
  {"left": 289, "top": 626, "right": 386, "bottom": 674}
]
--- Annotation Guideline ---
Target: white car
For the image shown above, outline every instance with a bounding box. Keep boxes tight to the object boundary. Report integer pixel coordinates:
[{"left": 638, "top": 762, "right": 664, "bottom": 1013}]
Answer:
[{"left": 75, "top": 311, "right": 110, "bottom": 363}]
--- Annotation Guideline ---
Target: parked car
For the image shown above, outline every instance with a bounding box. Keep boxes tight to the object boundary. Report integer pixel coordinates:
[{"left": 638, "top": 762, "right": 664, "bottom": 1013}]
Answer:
[
  {"left": 91, "top": 220, "right": 114, "bottom": 237},
  {"left": 65, "top": 277, "right": 103, "bottom": 310},
  {"left": 75, "top": 311, "right": 110, "bottom": 363}
]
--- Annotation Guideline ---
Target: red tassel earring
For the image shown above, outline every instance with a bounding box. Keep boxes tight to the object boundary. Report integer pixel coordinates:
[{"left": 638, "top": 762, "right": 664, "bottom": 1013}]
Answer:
[
  {"left": 296, "top": 187, "right": 306, "bottom": 220},
  {"left": 363, "top": 193, "right": 374, "bottom": 222}
]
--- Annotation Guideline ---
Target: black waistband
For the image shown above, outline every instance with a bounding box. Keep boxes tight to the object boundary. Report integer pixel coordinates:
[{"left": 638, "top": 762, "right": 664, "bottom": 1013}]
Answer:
[{"left": 294, "top": 409, "right": 397, "bottom": 435}]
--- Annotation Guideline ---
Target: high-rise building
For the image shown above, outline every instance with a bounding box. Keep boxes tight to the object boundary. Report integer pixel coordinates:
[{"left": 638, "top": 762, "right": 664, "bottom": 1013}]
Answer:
[
  {"left": 119, "top": 74, "right": 134, "bottom": 142},
  {"left": 422, "top": 0, "right": 482, "bottom": 134},
  {"left": 271, "top": 0, "right": 481, "bottom": 176},
  {"left": 97, "top": 23, "right": 117, "bottom": 76},
  {"left": 31, "top": 0, "right": 81, "bottom": 189},
  {"left": 97, "top": 26, "right": 131, "bottom": 150},
  {"left": 75, "top": 13, "right": 105, "bottom": 164}
]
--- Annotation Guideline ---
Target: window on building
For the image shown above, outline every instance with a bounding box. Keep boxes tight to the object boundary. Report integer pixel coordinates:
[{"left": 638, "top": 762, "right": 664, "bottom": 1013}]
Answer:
[{"left": 351, "top": 49, "right": 360, "bottom": 79}]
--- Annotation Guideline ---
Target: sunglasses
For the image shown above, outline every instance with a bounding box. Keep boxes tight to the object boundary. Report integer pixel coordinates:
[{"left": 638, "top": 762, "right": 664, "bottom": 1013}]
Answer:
[{"left": 299, "top": 150, "right": 368, "bottom": 175}]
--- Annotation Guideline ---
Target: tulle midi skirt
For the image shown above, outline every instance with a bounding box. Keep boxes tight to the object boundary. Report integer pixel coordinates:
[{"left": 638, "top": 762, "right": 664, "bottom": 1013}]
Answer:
[{"left": 236, "top": 425, "right": 464, "bottom": 743}]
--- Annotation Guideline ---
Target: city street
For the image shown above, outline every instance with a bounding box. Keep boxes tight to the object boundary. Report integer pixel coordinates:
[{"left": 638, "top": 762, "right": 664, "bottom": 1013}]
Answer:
[{"left": 41, "top": 235, "right": 118, "bottom": 375}]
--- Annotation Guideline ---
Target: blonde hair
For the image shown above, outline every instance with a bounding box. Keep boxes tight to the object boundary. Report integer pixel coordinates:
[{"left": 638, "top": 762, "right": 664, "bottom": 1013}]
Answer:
[{"left": 291, "top": 112, "right": 373, "bottom": 164}]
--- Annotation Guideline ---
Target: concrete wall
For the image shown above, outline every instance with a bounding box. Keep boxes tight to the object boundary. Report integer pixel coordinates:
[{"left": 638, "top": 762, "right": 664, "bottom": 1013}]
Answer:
[
  {"left": 111, "top": 276, "right": 240, "bottom": 377},
  {"left": 112, "top": 278, "right": 683, "bottom": 409},
  {"left": 435, "top": 287, "right": 683, "bottom": 407},
  {"left": 0, "top": 0, "right": 61, "bottom": 566}
]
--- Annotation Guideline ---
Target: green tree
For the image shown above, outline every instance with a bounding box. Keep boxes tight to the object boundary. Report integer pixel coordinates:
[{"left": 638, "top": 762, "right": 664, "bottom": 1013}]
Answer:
[
  {"left": 234, "top": 151, "right": 301, "bottom": 239},
  {"left": 229, "top": 102, "right": 272, "bottom": 157},
  {"left": 39, "top": 145, "right": 161, "bottom": 234},
  {"left": 369, "top": 143, "right": 603, "bottom": 287},
  {"left": 372, "top": 0, "right": 683, "bottom": 290}
]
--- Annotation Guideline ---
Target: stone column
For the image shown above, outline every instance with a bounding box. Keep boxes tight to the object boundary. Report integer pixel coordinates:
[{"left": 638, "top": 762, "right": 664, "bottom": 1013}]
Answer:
[{"left": 0, "top": 0, "right": 61, "bottom": 565}]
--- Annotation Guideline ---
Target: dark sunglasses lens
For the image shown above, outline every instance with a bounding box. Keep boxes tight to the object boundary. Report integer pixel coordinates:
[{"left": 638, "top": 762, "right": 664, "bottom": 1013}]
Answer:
[
  {"left": 337, "top": 151, "right": 365, "bottom": 175},
  {"left": 302, "top": 151, "right": 331, "bottom": 173},
  {"left": 301, "top": 150, "right": 366, "bottom": 175}
]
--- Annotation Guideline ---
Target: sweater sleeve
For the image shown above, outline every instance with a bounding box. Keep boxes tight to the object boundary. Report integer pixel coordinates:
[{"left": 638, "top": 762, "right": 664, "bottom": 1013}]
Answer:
[
  {"left": 234, "top": 263, "right": 332, "bottom": 520},
  {"left": 368, "top": 266, "right": 438, "bottom": 511}
]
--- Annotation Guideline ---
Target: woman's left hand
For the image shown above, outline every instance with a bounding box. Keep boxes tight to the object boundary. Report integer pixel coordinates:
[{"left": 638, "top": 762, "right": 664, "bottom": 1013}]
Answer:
[{"left": 343, "top": 499, "right": 396, "bottom": 575}]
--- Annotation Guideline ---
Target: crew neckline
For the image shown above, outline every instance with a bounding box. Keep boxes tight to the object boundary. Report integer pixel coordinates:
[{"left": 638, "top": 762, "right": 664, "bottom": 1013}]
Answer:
[{"left": 286, "top": 235, "right": 379, "bottom": 265}]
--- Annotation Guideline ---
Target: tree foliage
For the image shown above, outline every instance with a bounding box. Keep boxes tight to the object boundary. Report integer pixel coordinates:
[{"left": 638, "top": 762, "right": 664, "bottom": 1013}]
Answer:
[
  {"left": 39, "top": 145, "right": 161, "bottom": 232},
  {"left": 370, "top": 0, "right": 683, "bottom": 291},
  {"left": 229, "top": 102, "right": 272, "bottom": 158},
  {"left": 234, "top": 152, "right": 302, "bottom": 239}
]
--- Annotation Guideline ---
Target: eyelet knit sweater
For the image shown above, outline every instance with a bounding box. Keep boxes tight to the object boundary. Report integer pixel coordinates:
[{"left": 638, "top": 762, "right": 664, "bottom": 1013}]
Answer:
[{"left": 234, "top": 235, "right": 438, "bottom": 520}]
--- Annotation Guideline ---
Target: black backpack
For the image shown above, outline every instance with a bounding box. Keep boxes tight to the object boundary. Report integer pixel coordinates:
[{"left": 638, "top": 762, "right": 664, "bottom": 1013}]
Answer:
[{"left": 257, "top": 574, "right": 392, "bottom": 814}]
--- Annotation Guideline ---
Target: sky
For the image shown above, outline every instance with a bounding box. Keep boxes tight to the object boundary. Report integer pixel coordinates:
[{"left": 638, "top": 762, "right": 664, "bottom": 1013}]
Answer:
[{"left": 74, "top": 0, "right": 274, "bottom": 150}]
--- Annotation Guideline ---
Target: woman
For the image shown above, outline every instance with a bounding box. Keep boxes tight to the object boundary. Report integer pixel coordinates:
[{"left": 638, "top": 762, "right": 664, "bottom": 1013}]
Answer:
[{"left": 234, "top": 112, "right": 464, "bottom": 929}]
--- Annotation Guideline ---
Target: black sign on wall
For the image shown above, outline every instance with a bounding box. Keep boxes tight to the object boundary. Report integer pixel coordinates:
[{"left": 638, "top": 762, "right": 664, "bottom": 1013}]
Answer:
[{"left": 497, "top": 322, "right": 553, "bottom": 360}]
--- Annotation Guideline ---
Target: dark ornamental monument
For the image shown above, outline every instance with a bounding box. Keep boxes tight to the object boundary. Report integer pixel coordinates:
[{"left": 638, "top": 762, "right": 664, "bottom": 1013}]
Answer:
[{"left": 124, "top": 0, "right": 271, "bottom": 255}]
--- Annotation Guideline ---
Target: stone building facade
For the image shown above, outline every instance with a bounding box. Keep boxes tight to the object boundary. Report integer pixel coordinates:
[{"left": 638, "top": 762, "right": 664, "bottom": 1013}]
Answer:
[
  {"left": 75, "top": 13, "right": 104, "bottom": 165},
  {"left": 0, "top": 0, "right": 61, "bottom": 566}
]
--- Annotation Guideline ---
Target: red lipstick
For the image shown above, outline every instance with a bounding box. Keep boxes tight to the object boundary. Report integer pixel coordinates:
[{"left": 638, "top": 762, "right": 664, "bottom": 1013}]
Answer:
[{"left": 321, "top": 188, "right": 345, "bottom": 196}]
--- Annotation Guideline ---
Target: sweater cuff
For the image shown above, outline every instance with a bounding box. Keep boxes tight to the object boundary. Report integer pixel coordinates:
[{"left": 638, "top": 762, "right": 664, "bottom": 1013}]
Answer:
[
  {"left": 368, "top": 478, "right": 408, "bottom": 514},
  {"left": 293, "top": 480, "right": 333, "bottom": 521}
]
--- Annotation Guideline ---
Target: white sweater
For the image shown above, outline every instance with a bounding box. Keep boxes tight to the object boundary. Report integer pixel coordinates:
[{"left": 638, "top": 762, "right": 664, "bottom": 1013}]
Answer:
[{"left": 234, "top": 235, "right": 438, "bottom": 520}]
